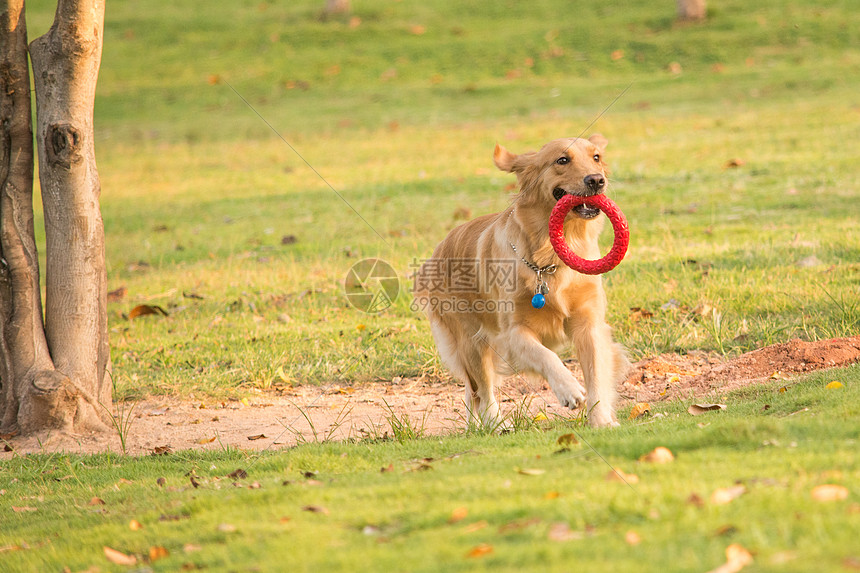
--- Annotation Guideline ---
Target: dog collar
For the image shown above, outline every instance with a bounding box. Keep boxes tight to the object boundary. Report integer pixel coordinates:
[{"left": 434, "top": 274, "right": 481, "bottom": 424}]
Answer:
[{"left": 509, "top": 242, "right": 556, "bottom": 309}]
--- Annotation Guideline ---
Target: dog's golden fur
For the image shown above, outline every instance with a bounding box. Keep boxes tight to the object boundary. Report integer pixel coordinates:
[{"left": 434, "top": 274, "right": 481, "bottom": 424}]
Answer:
[{"left": 414, "top": 136, "right": 630, "bottom": 428}]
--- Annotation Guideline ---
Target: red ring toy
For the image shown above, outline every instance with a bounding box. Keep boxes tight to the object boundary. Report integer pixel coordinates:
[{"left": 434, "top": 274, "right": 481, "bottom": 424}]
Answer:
[{"left": 549, "top": 194, "right": 629, "bottom": 275}]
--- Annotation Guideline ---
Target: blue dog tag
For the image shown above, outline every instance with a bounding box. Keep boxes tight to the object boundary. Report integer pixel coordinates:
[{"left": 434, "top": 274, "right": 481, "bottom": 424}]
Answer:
[{"left": 531, "top": 293, "right": 546, "bottom": 309}]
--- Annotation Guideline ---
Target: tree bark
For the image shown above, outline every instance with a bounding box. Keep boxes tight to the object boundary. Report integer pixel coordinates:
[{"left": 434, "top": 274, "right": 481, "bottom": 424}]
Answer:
[
  {"left": 677, "top": 0, "right": 706, "bottom": 21},
  {"left": 0, "top": 0, "right": 110, "bottom": 436}
]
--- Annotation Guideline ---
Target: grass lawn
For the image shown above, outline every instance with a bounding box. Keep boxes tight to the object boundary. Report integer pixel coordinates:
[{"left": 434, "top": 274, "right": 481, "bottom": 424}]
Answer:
[
  {"left": 2, "top": 367, "right": 858, "bottom": 571},
  {"left": 3, "top": 0, "right": 859, "bottom": 570}
]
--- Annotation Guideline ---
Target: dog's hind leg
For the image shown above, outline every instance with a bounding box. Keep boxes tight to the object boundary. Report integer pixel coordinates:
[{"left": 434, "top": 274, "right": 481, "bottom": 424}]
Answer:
[
  {"left": 461, "top": 344, "right": 501, "bottom": 430},
  {"left": 429, "top": 318, "right": 500, "bottom": 429}
]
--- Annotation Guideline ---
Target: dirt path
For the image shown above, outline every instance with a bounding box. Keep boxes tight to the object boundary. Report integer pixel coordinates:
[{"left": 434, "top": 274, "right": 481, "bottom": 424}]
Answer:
[{"left": 3, "top": 336, "right": 859, "bottom": 457}]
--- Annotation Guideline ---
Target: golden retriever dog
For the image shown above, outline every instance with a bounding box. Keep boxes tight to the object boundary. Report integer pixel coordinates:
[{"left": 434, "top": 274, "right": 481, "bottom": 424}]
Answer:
[{"left": 413, "top": 136, "right": 630, "bottom": 428}]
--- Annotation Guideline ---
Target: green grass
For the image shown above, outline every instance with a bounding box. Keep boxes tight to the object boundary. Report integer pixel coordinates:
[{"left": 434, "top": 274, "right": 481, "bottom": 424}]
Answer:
[
  {"left": 22, "top": 0, "right": 851, "bottom": 398},
  {"left": 6, "top": 0, "right": 859, "bottom": 568},
  {"left": 2, "top": 367, "right": 858, "bottom": 571}
]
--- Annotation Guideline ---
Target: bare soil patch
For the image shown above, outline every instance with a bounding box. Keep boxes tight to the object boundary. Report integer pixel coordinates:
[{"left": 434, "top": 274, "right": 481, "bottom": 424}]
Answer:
[{"left": 3, "top": 336, "right": 858, "bottom": 457}]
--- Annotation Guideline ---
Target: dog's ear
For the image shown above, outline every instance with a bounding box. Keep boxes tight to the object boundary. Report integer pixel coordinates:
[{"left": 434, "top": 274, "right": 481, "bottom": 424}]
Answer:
[
  {"left": 493, "top": 144, "right": 518, "bottom": 172},
  {"left": 588, "top": 134, "right": 609, "bottom": 150}
]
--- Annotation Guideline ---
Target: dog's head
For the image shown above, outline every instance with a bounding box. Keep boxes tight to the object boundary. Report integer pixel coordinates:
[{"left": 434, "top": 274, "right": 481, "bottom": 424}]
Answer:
[{"left": 494, "top": 135, "right": 610, "bottom": 219}]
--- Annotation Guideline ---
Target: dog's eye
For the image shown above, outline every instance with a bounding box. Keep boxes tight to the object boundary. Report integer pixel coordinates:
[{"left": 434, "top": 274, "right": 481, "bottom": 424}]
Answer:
[
  {"left": 556, "top": 156, "right": 569, "bottom": 165},
  {"left": 593, "top": 154, "right": 601, "bottom": 163}
]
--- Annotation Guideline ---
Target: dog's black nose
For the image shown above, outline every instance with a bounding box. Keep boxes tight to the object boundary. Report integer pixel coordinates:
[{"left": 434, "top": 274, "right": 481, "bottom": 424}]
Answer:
[{"left": 584, "top": 174, "right": 605, "bottom": 194}]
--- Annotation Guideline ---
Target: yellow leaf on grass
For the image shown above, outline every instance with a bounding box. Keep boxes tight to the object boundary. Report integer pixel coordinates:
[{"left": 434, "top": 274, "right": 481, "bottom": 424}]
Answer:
[
  {"left": 639, "top": 446, "right": 674, "bottom": 464},
  {"left": 448, "top": 507, "right": 468, "bottom": 523},
  {"left": 533, "top": 412, "right": 548, "bottom": 422},
  {"left": 197, "top": 436, "right": 217, "bottom": 444},
  {"left": 710, "top": 485, "right": 746, "bottom": 505},
  {"left": 128, "top": 304, "right": 168, "bottom": 320},
  {"left": 707, "top": 543, "right": 753, "bottom": 573},
  {"left": 688, "top": 403, "right": 727, "bottom": 416},
  {"left": 606, "top": 469, "right": 640, "bottom": 484},
  {"left": 826, "top": 381, "right": 844, "bottom": 390},
  {"left": 103, "top": 546, "right": 137, "bottom": 566},
  {"left": 464, "top": 520, "right": 488, "bottom": 533},
  {"left": 516, "top": 467, "right": 545, "bottom": 476},
  {"left": 629, "top": 402, "right": 651, "bottom": 420},
  {"left": 148, "top": 546, "right": 169, "bottom": 562},
  {"left": 129, "top": 519, "right": 143, "bottom": 531},
  {"left": 466, "top": 543, "right": 493, "bottom": 558},
  {"left": 811, "top": 484, "right": 848, "bottom": 502},
  {"left": 625, "top": 530, "right": 641, "bottom": 545}
]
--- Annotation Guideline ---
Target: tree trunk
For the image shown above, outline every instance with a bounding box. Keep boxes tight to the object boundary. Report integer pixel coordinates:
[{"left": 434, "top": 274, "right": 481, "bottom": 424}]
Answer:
[
  {"left": 677, "top": 0, "right": 706, "bottom": 21},
  {"left": 0, "top": 0, "right": 110, "bottom": 437}
]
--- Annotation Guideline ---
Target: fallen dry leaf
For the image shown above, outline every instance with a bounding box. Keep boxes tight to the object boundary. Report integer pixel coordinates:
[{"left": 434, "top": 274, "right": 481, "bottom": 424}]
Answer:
[
  {"left": 825, "top": 381, "right": 844, "bottom": 390},
  {"left": 149, "top": 546, "right": 169, "bottom": 562},
  {"left": 466, "top": 543, "right": 493, "bottom": 558},
  {"left": 625, "top": 530, "right": 641, "bottom": 545},
  {"left": 152, "top": 445, "right": 172, "bottom": 455},
  {"left": 128, "top": 304, "right": 168, "bottom": 320},
  {"left": 688, "top": 403, "right": 727, "bottom": 416},
  {"left": 639, "top": 446, "right": 674, "bottom": 464},
  {"left": 302, "top": 505, "right": 329, "bottom": 515},
  {"left": 498, "top": 517, "right": 541, "bottom": 534},
  {"left": 556, "top": 433, "right": 579, "bottom": 446},
  {"left": 516, "top": 467, "right": 545, "bottom": 476},
  {"left": 687, "top": 493, "right": 705, "bottom": 507},
  {"left": 197, "top": 436, "right": 217, "bottom": 444},
  {"left": 547, "top": 522, "right": 583, "bottom": 542},
  {"left": 217, "top": 523, "right": 236, "bottom": 532},
  {"left": 811, "top": 484, "right": 848, "bottom": 502},
  {"left": 628, "top": 307, "right": 654, "bottom": 321},
  {"left": 606, "top": 469, "right": 639, "bottom": 484},
  {"left": 707, "top": 543, "right": 753, "bottom": 573},
  {"left": 103, "top": 546, "right": 137, "bottom": 566},
  {"left": 88, "top": 497, "right": 106, "bottom": 506},
  {"left": 107, "top": 286, "right": 127, "bottom": 302},
  {"left": 11, "top": 506, "right": 37, "bottom": 512},
  {"left": 129, "top": 519, "right": 143, "bottom": 531},
  {"left": 710, "top": 485, "right": 747, "bottom": 505},
  {"left": 156, "top": 477, "right": 167, "bottom": 487},
  {"left": 724, "top": 158, "right": 746, "bottom": 169},
  {"left": 544, "top": 491, "right": 560, "bottom": 500},
  {"left": 449, "top": 507, "right": 468, "bottom": 524},
  {"left": 629, "top": 402, "right": 651, "bottom": 420},
  {"left": 464, "top": 520, "right": 488, "bottom": 533},
  {"left": 247, "top": 434, "right": 267, "bottom": 441},
  {"left": 228, "top": 468, "right": 248, "bottom": 479}
]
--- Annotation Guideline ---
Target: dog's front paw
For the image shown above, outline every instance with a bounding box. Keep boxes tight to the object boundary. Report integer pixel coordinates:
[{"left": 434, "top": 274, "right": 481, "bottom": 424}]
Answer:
[{"left": 551, "top": 379, "right": 586, "bottom": 410}]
